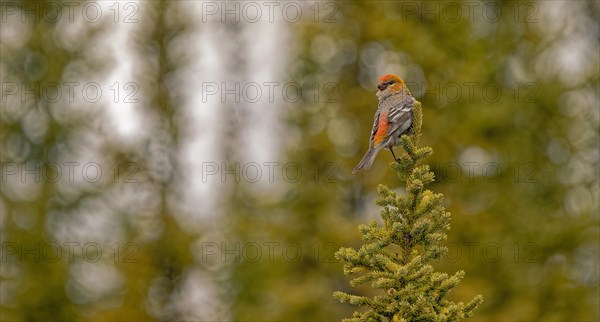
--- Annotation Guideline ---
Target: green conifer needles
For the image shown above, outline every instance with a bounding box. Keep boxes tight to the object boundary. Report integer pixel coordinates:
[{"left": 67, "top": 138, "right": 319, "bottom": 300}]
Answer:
[{"left": 335, "top": 101, "right": 483, "bottom": 321}]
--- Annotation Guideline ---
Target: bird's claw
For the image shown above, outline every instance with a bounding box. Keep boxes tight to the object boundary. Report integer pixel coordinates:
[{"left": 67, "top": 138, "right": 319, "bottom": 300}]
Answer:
[{"left": 389, "top": 148, "right": 402, "bottom": 164}]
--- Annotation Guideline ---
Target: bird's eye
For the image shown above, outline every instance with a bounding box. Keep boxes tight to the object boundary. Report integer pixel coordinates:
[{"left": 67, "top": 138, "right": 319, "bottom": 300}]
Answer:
[{"left": 387, "top": 81, "right": 395, "bottom": 86}]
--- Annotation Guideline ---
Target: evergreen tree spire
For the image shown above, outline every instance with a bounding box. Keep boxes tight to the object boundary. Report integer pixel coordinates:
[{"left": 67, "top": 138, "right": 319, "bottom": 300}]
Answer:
[{"left": 335, "top": 101, "right": 483, "bottom": 321}]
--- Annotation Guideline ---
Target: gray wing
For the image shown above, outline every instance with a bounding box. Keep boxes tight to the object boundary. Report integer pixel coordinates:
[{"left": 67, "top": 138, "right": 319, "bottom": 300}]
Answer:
[
  {"left": 368, "top": 110, "right": 382, "bottom": 145},
  {"left": 387, "top": 98, "right": 414, "bottom": 136}
]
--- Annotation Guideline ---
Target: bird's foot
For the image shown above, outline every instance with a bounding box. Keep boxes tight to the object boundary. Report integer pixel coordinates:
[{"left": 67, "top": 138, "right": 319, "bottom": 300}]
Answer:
[{"left": 389, "top": 148, "right": 402, "bottom": 164}]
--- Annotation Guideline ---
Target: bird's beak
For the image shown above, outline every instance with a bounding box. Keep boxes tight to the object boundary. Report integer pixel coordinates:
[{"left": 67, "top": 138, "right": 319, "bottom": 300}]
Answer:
[{"left": 377, "top": 83, "right": 387, "bottom": 91}]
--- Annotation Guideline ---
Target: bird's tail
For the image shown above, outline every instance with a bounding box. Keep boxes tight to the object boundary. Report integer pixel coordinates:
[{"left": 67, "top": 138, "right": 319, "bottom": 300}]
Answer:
[{"left": 352, "top": 146, "right": 382, "bottom": 174}]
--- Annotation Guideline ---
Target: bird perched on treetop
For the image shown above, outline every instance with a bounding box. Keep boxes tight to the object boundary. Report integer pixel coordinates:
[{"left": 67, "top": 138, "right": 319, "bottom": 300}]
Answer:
[{"left": 353, "top": 74, "right": 415, "bottom": 174}]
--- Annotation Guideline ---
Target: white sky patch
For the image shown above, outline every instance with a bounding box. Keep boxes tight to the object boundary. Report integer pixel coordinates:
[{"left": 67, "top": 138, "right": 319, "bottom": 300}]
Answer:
[
  {"left": 167, "top": 2, "right": 291, "bottom": 319},
  {"left": 102, "top": 1, "right": 142, "bottom": 139},
  {"left": 239, "top": 20, "right": 290, "bottom": 164},
  {"left": 533, "top": 1, "right": 599, "bottom": 86},
  {"left": 171, "top": 10, "right": 227, "bottom": 227},
  {"left": 171, "top": 1, "right": 292, "bottom": 224}
]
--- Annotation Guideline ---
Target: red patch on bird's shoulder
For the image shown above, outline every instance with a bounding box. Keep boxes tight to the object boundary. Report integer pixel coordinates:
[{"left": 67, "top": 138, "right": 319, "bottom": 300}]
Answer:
[{"left": 373, "top": 111, "right": 389, "bottom": 147}]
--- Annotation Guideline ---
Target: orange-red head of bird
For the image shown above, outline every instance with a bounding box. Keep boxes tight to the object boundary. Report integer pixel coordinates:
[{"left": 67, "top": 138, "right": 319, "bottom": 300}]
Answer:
[{"left": 377, "top": 74, "right": 406, "bottom": 92}]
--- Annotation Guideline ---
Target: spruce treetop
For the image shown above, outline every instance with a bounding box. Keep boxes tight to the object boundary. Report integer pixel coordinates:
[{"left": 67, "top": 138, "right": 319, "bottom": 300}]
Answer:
[{"left": 335, "top": 101, "right": 483, "bottom": 321}]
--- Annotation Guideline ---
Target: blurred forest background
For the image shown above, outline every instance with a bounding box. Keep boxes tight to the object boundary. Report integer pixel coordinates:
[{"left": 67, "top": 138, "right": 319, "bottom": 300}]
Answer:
[{"left": 1, "top": 0, "right": 598, "bottom": 321}]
